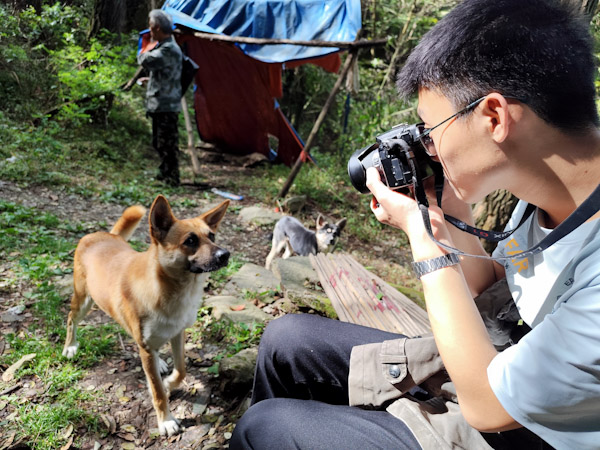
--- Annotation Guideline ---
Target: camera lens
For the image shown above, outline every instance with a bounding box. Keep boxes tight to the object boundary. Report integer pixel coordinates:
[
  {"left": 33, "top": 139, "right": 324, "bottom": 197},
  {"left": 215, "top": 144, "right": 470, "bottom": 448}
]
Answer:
[{"left": 347, "top": 144, "right": 377, "bottom": 194}]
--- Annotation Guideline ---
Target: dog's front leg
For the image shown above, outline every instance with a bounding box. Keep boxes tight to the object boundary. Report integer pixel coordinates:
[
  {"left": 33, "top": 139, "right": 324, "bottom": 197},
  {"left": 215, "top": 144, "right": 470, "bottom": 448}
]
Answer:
[
  {"left": 163, "top": 331, "right": 186, "bottom": 393},
  {"left": 139, "top": 344, "right": 181, "bottom": 436}
]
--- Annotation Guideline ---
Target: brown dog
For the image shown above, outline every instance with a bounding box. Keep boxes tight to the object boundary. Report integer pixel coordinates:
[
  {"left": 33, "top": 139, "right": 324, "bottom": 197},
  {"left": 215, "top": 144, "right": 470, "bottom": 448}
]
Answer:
[{"left": 62, "top": 195, "right": 230, "bottom": 436}]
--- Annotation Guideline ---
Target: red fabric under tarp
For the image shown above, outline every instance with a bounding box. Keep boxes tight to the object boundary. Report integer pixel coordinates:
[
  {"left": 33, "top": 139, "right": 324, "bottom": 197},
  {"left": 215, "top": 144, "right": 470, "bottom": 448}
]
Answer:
[
  {"left": 140, "top": 33, "right": 341, "bottom": 167},
  {"left": 286, "top": 53, "right": 341, "bottom": 73}
]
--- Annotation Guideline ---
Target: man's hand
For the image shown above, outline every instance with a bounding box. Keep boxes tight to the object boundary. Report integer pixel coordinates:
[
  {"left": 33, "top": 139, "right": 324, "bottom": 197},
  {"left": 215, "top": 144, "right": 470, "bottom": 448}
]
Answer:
[
  {"left": 365, "top": 167, "right": 453, "bottom": 259},
  {"left": 122, "top": 66, "right": 148, "bottom": 91},
  {"left": 122, "top": 81, "right": 134, "bottom": 91}
]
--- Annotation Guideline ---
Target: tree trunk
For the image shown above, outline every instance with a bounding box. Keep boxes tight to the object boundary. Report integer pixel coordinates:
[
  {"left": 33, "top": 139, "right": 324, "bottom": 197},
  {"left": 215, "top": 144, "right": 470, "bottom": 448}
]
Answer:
[
  {"left": 579, "top": 0, "right": 599, "bottom": 18},
  {"left": 88, "top": 0, "right": 126, "bottom": 37},
  {"left": 473, "top": 190, "right": 519, "bottom": 253}
]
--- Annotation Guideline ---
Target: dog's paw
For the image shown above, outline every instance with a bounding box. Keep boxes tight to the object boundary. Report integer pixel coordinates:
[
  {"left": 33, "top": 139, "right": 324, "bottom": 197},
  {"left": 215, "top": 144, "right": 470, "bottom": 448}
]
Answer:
[
  {"left": 157, "top": 357, "right": 169, "bottom": 375},
  {"left": 162, "top": 372, "right": 181, "bottom": 393},
  {"left": 62, "top": 342, "right": 79, "bottom": 358},
  {"left": 159, "top": 415, "right": 181, "bottom": 436}
]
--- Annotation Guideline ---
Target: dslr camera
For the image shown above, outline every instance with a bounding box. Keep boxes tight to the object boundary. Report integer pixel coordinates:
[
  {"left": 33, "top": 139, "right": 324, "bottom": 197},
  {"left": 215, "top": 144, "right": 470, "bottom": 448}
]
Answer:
[{"left": 347, "top": 124, "right": 439, "bottom": 194}]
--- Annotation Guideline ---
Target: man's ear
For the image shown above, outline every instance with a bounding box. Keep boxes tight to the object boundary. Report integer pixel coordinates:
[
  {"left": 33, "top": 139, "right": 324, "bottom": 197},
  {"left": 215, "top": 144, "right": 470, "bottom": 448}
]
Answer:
[
  {"left": 481, "top": 93, "right": 512, "bottom": 144},
  {"left": 200, "top": 200, "right": 229, "bottom": 230},
  {"left": 336, "top": 218, "right": 347, "bottom": 232},
  {"left": 150, "top": 195, "right": 176, "bottom": 242}
]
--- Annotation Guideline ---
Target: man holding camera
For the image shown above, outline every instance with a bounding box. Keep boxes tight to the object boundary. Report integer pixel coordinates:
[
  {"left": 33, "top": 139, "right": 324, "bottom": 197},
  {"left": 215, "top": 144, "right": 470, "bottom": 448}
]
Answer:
[{"left": 231, "top": 0, "right": 600, "bottom": 448}]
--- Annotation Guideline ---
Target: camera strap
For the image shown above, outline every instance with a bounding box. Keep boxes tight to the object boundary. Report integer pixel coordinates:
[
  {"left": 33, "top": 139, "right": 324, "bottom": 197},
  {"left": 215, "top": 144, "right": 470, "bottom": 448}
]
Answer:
[
  {"left": 413, "top": 162, "right": 600, "bottom": 261},
  {"left": 430, "top": 164, "right": 536, "bottom": 242}
]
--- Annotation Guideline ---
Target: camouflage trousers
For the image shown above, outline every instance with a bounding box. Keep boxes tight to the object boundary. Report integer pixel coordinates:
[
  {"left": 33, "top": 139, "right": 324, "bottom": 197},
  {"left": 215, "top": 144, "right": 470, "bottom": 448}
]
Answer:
[{"left": 149, "top": 111, "right": 180, "bottom": 185}]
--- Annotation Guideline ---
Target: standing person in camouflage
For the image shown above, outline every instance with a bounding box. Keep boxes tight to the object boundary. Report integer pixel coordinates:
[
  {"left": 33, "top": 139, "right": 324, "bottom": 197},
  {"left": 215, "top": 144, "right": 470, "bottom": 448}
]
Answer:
[{"left": 138, "top": 9, "right": 182, "bottom": 186}]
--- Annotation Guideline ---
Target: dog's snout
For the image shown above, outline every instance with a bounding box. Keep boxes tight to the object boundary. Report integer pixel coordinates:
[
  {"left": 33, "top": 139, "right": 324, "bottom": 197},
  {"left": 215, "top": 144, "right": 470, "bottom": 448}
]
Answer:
[{"left": 215, "top": 248, "right": 230, "bottom": 266}]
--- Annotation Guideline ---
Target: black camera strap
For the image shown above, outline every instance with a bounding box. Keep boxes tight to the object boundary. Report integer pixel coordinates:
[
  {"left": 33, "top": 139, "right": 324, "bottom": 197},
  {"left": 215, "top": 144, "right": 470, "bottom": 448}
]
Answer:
[
  {"left": 430, "top": 163, "right": 536, "bottom": 242},
  {"left": 412, "top": 161, "right": 600, "bottom": 261}
]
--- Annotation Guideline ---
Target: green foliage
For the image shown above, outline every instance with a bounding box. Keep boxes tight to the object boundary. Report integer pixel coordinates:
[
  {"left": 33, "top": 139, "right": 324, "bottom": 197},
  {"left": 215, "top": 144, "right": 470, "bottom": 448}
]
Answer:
[
  {"left": 0, "top": 201, "right": 73, "bottom": 284},
  {"left": 208, "top": 256, "right": 246, "bottom": 291},
  {"left": 201, "top": 311, "right": 266, "bottom": 358},
  {"left": 0, "top": 3, "right": 86, "bottom": 119},
  {"left": 0, "top": 201, "right": 118, "bottom": 448},
  {"left": 0, "top": 2, "right": 137, "bottom": 125}
]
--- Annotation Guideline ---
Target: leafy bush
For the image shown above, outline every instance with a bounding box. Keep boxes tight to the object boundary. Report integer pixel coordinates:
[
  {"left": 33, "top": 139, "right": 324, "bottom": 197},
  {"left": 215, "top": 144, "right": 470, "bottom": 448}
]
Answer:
[{"left": 0, "top": 2, "right": 137, "bottom": 125}]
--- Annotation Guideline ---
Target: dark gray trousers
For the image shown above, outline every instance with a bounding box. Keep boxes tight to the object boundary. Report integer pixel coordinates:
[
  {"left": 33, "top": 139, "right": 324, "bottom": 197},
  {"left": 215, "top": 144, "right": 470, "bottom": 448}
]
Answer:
[{"left": 230, "top": 314, "right": 421, "bottom": 450}]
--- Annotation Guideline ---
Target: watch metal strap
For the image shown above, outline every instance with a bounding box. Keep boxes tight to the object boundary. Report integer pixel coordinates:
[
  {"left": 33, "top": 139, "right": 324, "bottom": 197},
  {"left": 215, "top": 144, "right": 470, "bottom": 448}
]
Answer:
[{"left": 412, "top": 253, "right": 460, "bottom": 279}]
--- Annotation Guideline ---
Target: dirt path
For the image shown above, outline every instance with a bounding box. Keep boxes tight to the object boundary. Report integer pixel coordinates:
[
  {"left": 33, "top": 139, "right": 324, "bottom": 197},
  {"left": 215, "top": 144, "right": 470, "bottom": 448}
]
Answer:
[{"left": 0, "top": 159, "right": 414, "bottom": 449}]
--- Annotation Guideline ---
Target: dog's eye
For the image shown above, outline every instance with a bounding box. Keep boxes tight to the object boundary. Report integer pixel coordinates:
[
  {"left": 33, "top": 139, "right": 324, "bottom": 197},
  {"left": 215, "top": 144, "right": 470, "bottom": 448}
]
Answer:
[
  {"left": 327, "top": 228, "right": 333, "bottom": 233},
  {"left": 208, "top": 232, "right": 215, "bottom": 242},
  {"left": 183, "top": 234, "right": 199, "bottom": 247}
]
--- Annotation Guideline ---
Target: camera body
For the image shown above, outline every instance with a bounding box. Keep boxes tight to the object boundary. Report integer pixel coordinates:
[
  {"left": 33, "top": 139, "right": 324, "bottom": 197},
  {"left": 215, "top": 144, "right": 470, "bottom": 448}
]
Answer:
[{"left": 347, "top": 123, "right": 437, "bottom": 194}]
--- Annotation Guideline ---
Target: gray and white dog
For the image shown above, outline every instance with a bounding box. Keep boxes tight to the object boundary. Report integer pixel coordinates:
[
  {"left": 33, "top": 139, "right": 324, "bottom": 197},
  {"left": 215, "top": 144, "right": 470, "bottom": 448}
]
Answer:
[{"left": 265, "top": 215, "right": 346, "bottom": 270}]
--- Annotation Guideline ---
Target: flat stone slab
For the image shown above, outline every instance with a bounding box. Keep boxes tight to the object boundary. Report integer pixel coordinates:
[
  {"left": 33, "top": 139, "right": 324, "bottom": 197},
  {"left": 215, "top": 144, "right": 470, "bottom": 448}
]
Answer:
[
  {"left": 221, "top": 263, "right": 280, "bottom": 302},
  {"left": 218, "top": 347, "right": 258, "bottom": 392},
  {"left": 238, "top": 206, "right": 282, "bottom": 227},
  {"left": 205, "top": 295, "right": 271, "bottom": 324},
  {"left": 273, "top": 256, "right": 336, "bottom": 318},
  {"left": 273, "top": 256, "right": 319, "bottom": 285}
]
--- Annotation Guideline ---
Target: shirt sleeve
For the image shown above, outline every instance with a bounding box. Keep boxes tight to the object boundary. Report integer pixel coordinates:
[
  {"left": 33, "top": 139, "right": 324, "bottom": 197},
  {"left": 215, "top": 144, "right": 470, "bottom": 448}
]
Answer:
[
  {"left": 487, "top": 277, "right": 600, "bottom": 448},
  {"left": 138, "top": 44, "right": 166, "bottom": 70}
]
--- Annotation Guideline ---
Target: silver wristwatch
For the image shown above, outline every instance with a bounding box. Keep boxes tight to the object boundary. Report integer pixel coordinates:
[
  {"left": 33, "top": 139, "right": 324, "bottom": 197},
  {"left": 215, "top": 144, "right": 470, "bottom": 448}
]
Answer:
[{"left": 411, "top": 253, "right": 460, "bottom": 279}]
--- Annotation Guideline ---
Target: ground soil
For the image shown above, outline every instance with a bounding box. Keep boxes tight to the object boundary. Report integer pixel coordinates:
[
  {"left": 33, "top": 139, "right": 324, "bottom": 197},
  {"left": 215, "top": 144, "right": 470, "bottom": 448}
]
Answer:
[{"left": 0, "top": 155, "right": 415, "bottom": 449}]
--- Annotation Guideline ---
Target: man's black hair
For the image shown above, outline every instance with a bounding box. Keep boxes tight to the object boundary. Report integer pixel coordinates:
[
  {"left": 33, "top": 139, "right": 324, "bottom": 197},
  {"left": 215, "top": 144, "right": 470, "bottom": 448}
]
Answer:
[{"left": 397, "top": 0, "right": 599, "bottom": 132}]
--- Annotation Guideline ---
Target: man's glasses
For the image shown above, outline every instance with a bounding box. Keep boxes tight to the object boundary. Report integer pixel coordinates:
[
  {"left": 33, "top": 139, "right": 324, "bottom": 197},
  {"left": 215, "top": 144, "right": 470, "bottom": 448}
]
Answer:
[
  {"left": 416, "top": 95, "right": 525, "bottom": 157},
  {"left": 416, "top": 97, "right": 486, "bottom": 157}
]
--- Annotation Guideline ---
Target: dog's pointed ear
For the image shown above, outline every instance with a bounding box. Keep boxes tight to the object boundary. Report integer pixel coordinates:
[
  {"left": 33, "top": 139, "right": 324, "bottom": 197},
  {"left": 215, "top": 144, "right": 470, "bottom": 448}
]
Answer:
[
  {"left": 316, "top": 214, "right": 326, "bottom": 229},
  {"left": 201, "top": 200, "right": 229, "bottom": 230},
  {"left": 150, "top": 195, "right": 176, "bottom": 242},
  {"left": 336, "top": 218, "right": 347, "bottom": 232}
]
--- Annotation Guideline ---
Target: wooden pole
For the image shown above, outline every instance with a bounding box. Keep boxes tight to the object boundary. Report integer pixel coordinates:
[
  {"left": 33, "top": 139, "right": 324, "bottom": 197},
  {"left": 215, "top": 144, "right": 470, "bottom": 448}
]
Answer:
[
  {"left": 277, "top": 48, "right": 359, "bottom": 199},
  {"left": 180, "top": 95, "right": 201, "bottom": 175},
  {"left": 181, "top": 31, "right": 386, "bottom": 49}
]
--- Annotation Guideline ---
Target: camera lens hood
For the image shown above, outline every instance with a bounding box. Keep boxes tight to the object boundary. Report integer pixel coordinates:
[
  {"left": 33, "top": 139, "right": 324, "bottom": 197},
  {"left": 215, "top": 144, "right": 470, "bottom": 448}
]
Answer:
[{"left": 347, "top": 143, "right": 377, "bottom": 194}]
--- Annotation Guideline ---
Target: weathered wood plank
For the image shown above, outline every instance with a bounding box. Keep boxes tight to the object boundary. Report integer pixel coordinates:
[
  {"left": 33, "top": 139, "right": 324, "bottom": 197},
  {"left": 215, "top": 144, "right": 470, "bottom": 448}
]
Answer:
[{"left": 311, "top": 253, "right": 430, "bottom": 337}]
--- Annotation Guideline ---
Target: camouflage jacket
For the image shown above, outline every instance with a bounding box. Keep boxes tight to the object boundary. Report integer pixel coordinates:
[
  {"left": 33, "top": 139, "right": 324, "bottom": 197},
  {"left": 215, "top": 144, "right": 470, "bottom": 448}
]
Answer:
[{"left": 137, "top": 36, "right": 182, "bottom": 113}]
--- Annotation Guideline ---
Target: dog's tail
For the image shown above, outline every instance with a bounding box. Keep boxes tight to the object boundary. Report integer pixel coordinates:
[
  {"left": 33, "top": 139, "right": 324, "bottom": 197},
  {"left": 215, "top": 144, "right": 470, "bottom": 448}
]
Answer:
[{"left": 110, "top": 205, "right": 147, "bottom": 241}]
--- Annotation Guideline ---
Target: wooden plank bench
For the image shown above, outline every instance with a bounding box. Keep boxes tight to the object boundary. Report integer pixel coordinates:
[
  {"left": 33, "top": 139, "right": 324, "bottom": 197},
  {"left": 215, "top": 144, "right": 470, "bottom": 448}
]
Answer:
[{"left": 309, "top": 253, "right": 430, "bottom": 337}]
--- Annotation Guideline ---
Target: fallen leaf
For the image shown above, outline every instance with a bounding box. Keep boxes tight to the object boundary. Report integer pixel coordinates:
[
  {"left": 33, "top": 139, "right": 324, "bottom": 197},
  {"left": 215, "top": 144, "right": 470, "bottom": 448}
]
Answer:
[
  {"left": 0, "top": 431, "right": 15, "bottom": 449},
  {"left": 121, "top": 424, "right": 137, "bottom": 434},
  {"left": 2, "top": 353, "right": 36, "bottom": 382},
  {"left": 115, "top": 385, "right": 126, "bottom": 397},
  {"left": 117, "top": 432, "right": 136, "bottom": 442},
  {"left": 59, "top": 435, "right": 74, "bottom": 450},
  {"left": 149, "top": 428, "right": 161, "bottom": 439},
  {"left": 229, "top": 304, "right": 246, "bottom": 311},
  {"left": 61, "top": 424, "right": 74, "bottom": 440},
  {"left": 100, "top": 413, "right": 117, "bottom": 434}
]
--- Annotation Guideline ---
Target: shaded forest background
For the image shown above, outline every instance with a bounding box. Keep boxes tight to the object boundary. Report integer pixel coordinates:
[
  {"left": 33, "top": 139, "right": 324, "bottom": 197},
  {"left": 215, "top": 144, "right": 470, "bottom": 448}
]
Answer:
[{"left": 3, "top": 0, "right": 600, "bottom": 241}]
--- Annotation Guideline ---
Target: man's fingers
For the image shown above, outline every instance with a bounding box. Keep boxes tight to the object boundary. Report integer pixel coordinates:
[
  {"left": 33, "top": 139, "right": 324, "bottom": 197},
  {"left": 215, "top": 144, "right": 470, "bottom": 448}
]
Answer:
[{"left": 365, "top": 167, "right": 389, "bottom": 200}]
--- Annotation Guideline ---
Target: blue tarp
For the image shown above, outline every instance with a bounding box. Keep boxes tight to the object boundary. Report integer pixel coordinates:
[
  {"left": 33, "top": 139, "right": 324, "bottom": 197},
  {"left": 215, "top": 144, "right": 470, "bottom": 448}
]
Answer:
[{"left": 163, "top": 0, "right": 361, "bottom": 63}]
